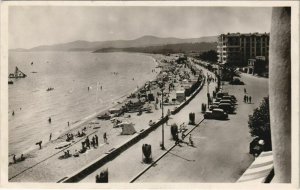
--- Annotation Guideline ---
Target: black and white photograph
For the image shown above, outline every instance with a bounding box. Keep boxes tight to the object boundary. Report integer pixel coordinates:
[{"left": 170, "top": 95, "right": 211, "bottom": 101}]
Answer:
[{"left": 0, "top": 0, "right": 299, "bottom": 188}]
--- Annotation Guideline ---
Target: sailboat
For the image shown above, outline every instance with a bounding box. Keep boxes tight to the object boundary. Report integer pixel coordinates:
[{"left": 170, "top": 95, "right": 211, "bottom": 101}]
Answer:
[{"left": 9, "top": 67, "right": 27, "bottom": 78}]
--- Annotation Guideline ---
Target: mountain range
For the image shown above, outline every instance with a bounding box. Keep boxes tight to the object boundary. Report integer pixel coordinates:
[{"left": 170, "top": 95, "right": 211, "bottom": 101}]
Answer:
[{"left": 11, "top": 35, "right": 218, "bottom": 53}]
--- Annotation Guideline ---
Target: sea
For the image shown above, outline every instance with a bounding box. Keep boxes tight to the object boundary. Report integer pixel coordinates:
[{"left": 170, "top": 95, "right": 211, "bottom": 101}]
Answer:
[{"left": 8, "top": 51, "right": 158, "bottom": 155}]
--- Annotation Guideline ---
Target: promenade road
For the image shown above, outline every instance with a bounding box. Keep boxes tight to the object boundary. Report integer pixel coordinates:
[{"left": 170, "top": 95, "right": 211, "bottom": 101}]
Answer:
[
  {"left": 135, "top": 73, "right": 268, "bottom": 182},
  {"left": 80, "top": 67, "right": 216, "bottom": 182}
]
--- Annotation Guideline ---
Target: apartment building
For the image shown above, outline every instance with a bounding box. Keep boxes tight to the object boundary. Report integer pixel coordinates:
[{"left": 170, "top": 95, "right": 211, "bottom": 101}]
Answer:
[{"left": 217, "top": 33, "right": 270, "bottom": 67}]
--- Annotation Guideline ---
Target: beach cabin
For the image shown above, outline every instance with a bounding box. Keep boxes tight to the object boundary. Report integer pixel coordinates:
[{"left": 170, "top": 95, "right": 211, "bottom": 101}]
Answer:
[
  {"left": 176, "top": 90, "right": 186, "bottom": 103},
  {"left": 120, "top": 122, "right": 136, "bottom": 135}
]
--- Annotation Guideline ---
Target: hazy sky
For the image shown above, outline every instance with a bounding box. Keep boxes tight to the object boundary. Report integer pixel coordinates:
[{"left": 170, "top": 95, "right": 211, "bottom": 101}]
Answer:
[{"left": 9, "top": 6, "right": 272, "bottom": 49}]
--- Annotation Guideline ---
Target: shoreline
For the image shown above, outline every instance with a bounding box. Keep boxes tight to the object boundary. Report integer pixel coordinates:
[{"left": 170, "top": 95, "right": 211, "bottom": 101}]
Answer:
[{"left": 9, "top": 53, "right": 162, "bottom": 158}]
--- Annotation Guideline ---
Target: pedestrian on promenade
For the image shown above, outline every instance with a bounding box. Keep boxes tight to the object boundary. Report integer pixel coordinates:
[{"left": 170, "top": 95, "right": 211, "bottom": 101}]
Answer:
[
  {"left": 246, "top": 96, "right": 249, "bottom": 103},
  {"left": 85, "top": 136, "right": 90, "bottom": 149},
  {"left": 249, "top": 96, "right": 252, "bottom": 103},
  {"left": 95, "top": 134, "right": 99, "bottom": 146},
  {"left": 189, "top": 134, "right": 194, "bottom": 146},
  {"left": 49, "top": 133, "right": 52, "bottom": 141},
  {"left": 244, "top": 95, "right": 246, "bottom": 102},
  {"left": 244, "top": 88, "right": 247, "bottom": 94},
  {"left": 103, "top": 132, "right": 108, "bottom": 144},
  {"left": 181, "top": 131, "right": 185, "bottom": 141}
]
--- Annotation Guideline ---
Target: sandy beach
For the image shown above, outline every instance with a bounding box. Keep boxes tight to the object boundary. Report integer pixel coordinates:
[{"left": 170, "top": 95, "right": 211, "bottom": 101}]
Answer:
[{"left": 8, "top": 54, "right": 205, "bottom": 182}]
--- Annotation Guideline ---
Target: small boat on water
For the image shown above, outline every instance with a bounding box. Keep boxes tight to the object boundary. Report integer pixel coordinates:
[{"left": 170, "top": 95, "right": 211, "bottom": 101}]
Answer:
[
  {"left": 9, "top": 67, "right": 27, "bottom": 78},
  {"left": 8, "top": 80, "right": 13, "bottom": 84},
  {"left": 46, "top": 87, "right": 54, "bottom": 91}
]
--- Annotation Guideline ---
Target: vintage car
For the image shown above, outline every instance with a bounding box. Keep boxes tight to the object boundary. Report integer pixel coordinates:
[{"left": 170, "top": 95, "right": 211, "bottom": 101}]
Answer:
[
  {"left": 219, "top": 99, "right": 235, "bottom": 106},
  {"left": 208, "top": 104, "right": 219, "bottom": 111},
  {"left": 222, "top": 95, "right": 237, "bottom": 103},
  {"left": 218, "top": 103, "right": 235, "bottom": 114},
  {"left": 204, "top": 108, "right": 228, "bottom": 120},
  {"left": 216, "top": 92, "right": 229, "bottom": 99}
]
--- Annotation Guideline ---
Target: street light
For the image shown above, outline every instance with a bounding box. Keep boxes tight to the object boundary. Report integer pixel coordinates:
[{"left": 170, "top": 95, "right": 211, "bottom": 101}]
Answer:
[
  {"left": 207, "top": 73, "right": 210, "bottom": 106},
  {"left": 159, "top": 81, "right": 165, "bottom": 150}
]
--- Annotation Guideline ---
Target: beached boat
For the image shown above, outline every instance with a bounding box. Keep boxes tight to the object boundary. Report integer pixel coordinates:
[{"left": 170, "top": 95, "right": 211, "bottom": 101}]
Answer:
[
  {"left": 97, "top": 113, "right": 111, "bottom": 120},
  {"left": 9, "top": 67, "right": 27, "bottom": 78}
]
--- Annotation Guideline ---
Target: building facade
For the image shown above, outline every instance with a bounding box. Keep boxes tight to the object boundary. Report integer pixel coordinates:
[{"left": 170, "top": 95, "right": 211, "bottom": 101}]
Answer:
[{"left": 217, "top": 33, "right": 270, "bottom": 67}]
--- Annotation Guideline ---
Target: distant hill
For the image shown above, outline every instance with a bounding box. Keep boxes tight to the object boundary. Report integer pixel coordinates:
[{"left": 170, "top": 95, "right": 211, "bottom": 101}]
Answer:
[
  {"left": 10, "top": 35, "right": 217, "bottom": 52},
  {"left": 94, "top": 42, "right": 217, "bottom": 54}
]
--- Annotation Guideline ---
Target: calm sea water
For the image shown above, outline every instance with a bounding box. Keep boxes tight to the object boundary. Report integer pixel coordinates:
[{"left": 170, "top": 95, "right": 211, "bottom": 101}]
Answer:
[{"left": 8, "top": 51, "right": 158, "bottom": 155}]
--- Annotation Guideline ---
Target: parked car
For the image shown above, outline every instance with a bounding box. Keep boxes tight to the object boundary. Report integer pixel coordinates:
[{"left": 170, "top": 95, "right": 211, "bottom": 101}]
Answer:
[
  {"left": 214, "top": 97, "right": 222, "bottom": 103},
  {"left": 204, "top": 108, "right": 228, "bottom": 120},
  {"left": 218, "top": 103, "right": 235, "bottom": 114},
  {"left": 209, "top": 104, "right": 219, "bottom": 111},
  {"left": 216, "top": 92, "right": 229, "bottom": 99},
  {"left": 220, "top": 99, "right": 235, "bottom": 106},
  {"left": 222, "top": 95, "right": 237, "bottom": 103}
]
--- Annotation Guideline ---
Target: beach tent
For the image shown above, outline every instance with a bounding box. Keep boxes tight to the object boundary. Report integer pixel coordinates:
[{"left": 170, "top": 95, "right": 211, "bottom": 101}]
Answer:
[
  {"left": 120, "top": 122, "right": 136, "bottom": 135},
  {"left": 176, "top": 90, "right": 186, "bottom": 102}
]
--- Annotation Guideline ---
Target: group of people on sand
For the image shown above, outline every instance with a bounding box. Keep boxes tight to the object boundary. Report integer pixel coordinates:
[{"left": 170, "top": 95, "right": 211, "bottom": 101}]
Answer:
[
  {"left": 11, "top": 153, "right": 25, "bottom": 164},
  {"left": 83, "top": 134, "right": 99, "bottom": 150}
]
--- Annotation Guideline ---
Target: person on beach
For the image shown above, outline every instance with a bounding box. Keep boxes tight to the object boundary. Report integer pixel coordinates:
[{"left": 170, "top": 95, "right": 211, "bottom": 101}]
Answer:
[
  {"left": 12, "top": 111, "right": 14, "bottom": 116},
  {"left": 249, "top": 96, "right": 252, "bottom": 103},
  {"left": 20, "top": 154, "right": 25, "bottom": 161},
  {"left": 244, "top": 95, "right": 247, "bottom": 103},
  {"left": 92, "top": 136, "right": 96, "bottom": 148},
  {"left": 36, "top": 141, "right": 42, "bottom": 149},
  {"left": 88, "top": 86, "right": 90, "bottom": 91},
  {"left": 95, "top": 134, "right": 99, "bottom": 146},
  {"left": 246, "top": 96, "right": 249, "bottom": 103},
  {"left": 68, "top": 121, "right": 70, "bottom": 126},
  {"left": 103, "top": 132, "right": 108, "bottom": 144},
  {"left": 49, "top": 133, "right": 52, "bottom": 141},
  {"left": 244, "top": 88, "right": 247, "bottom": 94},
  {"left": 48, "top": 117, "right": 52, "bottom": 123},
  {"left": 13, "top": 154, "right": 16, "bottom": 164},
  {"left": 85, "top": 136, "right": 90, "bottom": 149}
]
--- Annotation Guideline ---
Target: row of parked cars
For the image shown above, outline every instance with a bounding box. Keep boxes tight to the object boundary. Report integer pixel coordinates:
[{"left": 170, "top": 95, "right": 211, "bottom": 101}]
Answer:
[{"left": 204, "top": 92, "right": 237, "bottom": 120}]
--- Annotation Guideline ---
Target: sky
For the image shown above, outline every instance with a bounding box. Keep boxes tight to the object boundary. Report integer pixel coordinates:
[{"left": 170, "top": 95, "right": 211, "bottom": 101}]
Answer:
[{"left": 9, "top": 6, "right": 272, "bottom": 49}]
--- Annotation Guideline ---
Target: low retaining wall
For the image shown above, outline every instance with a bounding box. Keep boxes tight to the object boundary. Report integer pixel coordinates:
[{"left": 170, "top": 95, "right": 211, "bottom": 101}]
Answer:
[{"left": 60, "top": 116, "right": 168, "bottom": 183}]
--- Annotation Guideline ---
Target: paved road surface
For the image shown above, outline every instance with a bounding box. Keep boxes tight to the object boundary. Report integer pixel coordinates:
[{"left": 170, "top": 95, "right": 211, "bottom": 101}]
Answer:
[{"left": 135, "top": 73, "right": 268, "bottom": 182}]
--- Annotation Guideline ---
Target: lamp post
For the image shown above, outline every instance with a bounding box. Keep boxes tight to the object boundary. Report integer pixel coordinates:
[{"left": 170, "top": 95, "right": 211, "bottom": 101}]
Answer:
[
  {"left": 160, "top": 85, "right": 165, "bottom": 150},
  {"left": 207, "top": 74, "right": 210, "bottom": 106}
]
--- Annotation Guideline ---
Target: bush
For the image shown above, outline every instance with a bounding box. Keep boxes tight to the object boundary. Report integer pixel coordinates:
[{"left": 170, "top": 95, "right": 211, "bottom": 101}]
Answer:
[{"left": 248, "top": 97, "right": 272, "bottom": 151}]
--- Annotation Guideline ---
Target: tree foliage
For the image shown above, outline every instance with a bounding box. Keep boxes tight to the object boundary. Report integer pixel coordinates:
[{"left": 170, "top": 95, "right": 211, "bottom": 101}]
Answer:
[
  {"left": 248, "top": 97, "right": 272, "bottom": 151},
  {"left": 198, "top": 50, "right": 218, "bottom": 63},
  {"left": 221, "top": 64, "right": 240, "bottom": 81}
]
